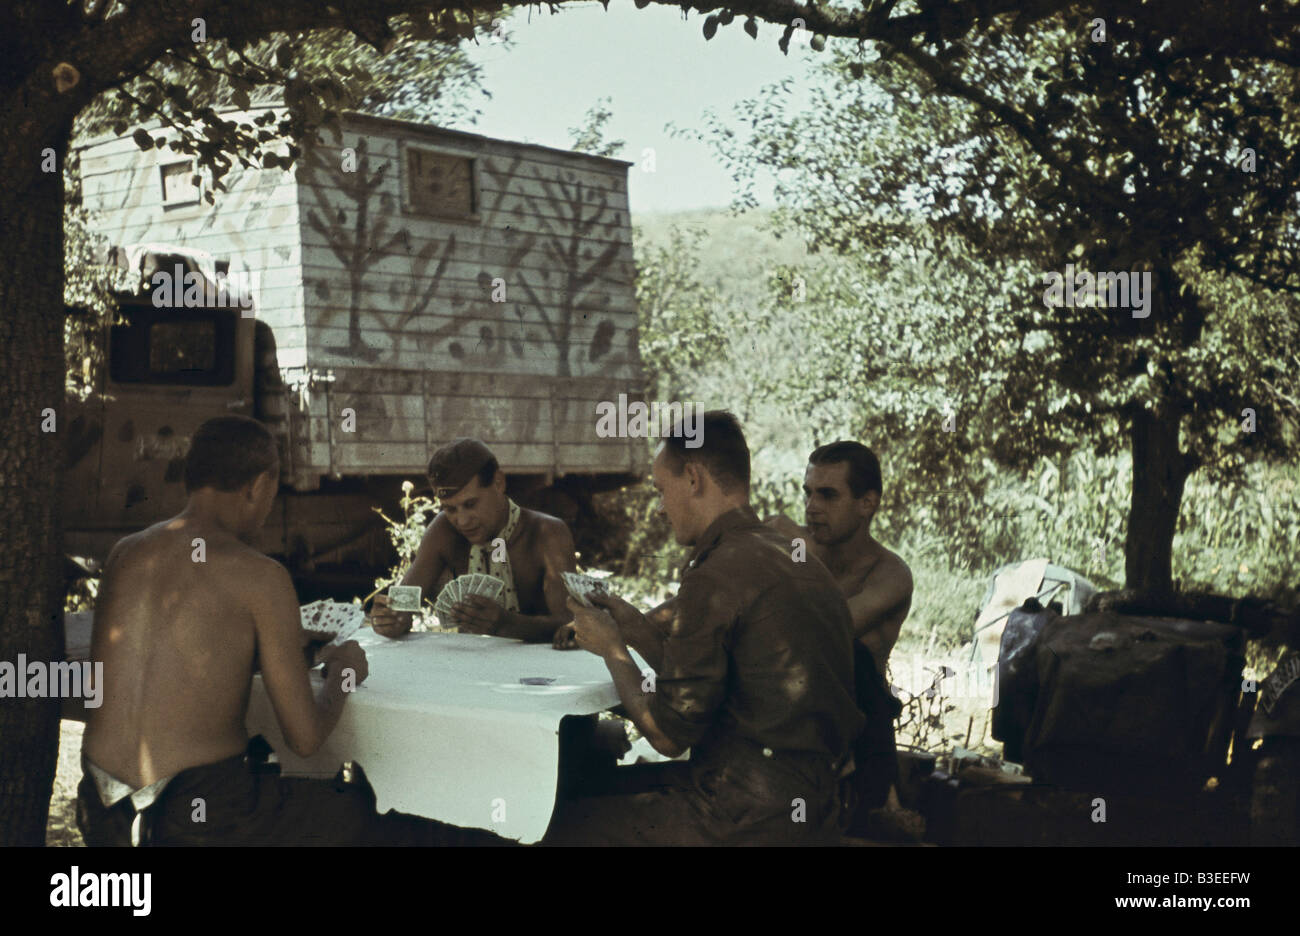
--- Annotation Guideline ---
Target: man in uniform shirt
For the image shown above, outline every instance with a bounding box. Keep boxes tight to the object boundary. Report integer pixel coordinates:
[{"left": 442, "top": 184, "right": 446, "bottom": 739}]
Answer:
[
  {"left": 545, "top": 411, "right": 864, "bottom": 845},
  {"left": 369, "top": 438, "right": 577, "bottom": 643}
]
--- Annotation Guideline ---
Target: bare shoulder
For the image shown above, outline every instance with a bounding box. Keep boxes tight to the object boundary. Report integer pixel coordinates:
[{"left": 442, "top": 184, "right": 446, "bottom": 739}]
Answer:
[
  {"left": 102, "top": 528, "right": 147, "bottom": 569},
  {"left": 421, "top": 511, "right": 460, "bottom": 552},
  {"left": 525, "top": 509, "right": 574, "bottom": 547},
  {"left": 869, "top": 548, "right": 913, "bottom": 593},
  {"left": 231, "top": 548, "right": 296, "bottom": 601}
]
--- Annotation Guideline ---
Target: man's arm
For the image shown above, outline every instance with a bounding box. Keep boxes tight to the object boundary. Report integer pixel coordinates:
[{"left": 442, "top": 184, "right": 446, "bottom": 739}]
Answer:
[
  {"left": 251, "top": 559, "right": 365, "bottom": 756},
  {"left": 581, "top": 593, "right": 672, "bottom": 670},
  {"left": 604, "top": 645, "right": 685, "bottom": 757},
  {"left": 567, "top": 599, "right": 686, "bottom": 757},
  {"left": 492, "top": 519, "right": 577, "bottom": 642},
  {"left": 624, "top": 597, "right": 674, "bottom": 671},
  {"left": 847, "top": 557, "right": 913, "bottom": 668},
  {"left": 569, "top": 575, "right": 727, "bottom": 758},
  {"left": 370, "top": 518, "right": 451, "bottom": 638}
]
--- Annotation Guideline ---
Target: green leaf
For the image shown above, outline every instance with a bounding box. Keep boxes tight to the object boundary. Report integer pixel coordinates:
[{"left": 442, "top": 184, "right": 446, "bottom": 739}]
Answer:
[
  {"left": 703, "top": 15, "right": 719, "bottom": 40},
  {"left": 132, "top": 128, "right": 154, "bottom": 150},
  {"left": 744, "top": 17, "right": 758, "bottom": 39}
]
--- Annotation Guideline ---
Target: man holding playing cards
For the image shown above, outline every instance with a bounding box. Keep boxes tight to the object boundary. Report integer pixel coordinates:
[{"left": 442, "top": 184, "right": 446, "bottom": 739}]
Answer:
[
  {"left": 546, "top": 412, "right": 864, "bottom": 845},
  {"left": 369, "top": 438, "right": 578, "bottom": 644},
  {"left": 78, "top": 416, "right": 386, "bottom": 846}
]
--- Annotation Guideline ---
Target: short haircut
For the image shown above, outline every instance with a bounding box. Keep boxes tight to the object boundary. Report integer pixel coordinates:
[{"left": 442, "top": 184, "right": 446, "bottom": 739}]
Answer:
[
  {"left": 184, "top": 416, "right": 278, "bottom": 493},
  {"left": 808, "top": 440, "right": 882, "bottom": 498},
  {"left": 426, "top": 438, "right": 499, "bottom": 496},
  {"left": 660, "top": 410, "right": 750, "bottom": 493}
]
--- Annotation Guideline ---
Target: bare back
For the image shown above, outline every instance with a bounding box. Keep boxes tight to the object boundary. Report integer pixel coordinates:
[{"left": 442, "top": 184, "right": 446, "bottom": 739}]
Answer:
[{"left": 83, "top": 519, "right": 274, "bottom": 787}]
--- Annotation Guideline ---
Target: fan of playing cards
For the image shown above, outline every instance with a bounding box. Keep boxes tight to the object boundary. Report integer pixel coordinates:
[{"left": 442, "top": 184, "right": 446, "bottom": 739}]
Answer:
[
  {"left": 299, "top": 600, "right": 365, "bottom": 646},
  {"left": 434, "top": 573, "right": 506, "bottom": 623},
  {"left": 562, "top": 571, "right": 610, "bottom": 608}
]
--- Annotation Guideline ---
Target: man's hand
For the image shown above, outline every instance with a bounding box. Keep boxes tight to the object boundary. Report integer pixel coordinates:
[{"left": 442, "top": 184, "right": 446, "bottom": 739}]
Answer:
[
  {"left": 318, "top": 640, "right": 369, "bottom": 687},
  {"left": 552, "top": 623, "right": 579, "bottom": 650},
  {"left": 567, "top": 596, "right": 624, "bottom": 658},
  {"left": 369, "top": 593, "right": 413, "bottom": 639},
  {"left": 454, "top": 595, "right": 508, "bottom": 635},
  {"left": 587, "top": 591, "right": 642, "bottom": 635}
]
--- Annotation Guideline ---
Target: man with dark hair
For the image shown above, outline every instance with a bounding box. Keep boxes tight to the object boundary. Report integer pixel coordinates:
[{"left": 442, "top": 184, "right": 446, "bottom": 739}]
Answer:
[
  {"left": 769, "top": 439, "right": 913, "bottom": 821},
  {"left": 368, "top": 437, "right": 578, "bottom": 643},
  {"left": 546, "top": 411, "right": 864, "bottom": 845},
  {"left": 800, "top": 440, "right": 912, "bottom": 673},
  {"left": 78, "top": 415, "right": 386, "bottom": 846}
]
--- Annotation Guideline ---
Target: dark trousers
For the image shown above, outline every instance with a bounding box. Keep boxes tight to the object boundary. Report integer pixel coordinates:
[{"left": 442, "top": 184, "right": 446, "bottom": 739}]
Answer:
[
  {"left": 850, "top": 643, "right": 901, "bottom": 827},
  {"left": 544, "top": 738, "right": 846, "bottom": 846},
  {"left": 77, "top": 746, "right": 513, "bottom": 847}
]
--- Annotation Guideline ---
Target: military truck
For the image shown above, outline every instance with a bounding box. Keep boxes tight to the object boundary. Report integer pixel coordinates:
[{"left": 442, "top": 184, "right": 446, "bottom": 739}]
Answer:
[{"left": 65, "top": 109, "right": 645, "bottom": 592}]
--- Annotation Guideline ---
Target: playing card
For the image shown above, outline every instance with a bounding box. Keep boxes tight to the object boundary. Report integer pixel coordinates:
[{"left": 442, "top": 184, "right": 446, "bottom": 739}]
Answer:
[
  {"left": 562, "top": 572, "right": 609, "bottom": 608},
  {"left": 328, "top": 605, "right": 365, "bottom": 645},
  {"left": 456, "top": 574, "right": 506, "bottom": 606},
  {"left": 301, "top": 600, "right": 364, "bottom": 643},
  {"left": 299, "top": 600, "right": 326, "bottom": 630},
  {"left": 478, "top": 577, "right": 505, "bottom": 603},
  {"left": 388, "top": 585, "right": 422, "bottom": 613},
  {"left": 434, "top": 579, "right": 457, "bottom": 618}
]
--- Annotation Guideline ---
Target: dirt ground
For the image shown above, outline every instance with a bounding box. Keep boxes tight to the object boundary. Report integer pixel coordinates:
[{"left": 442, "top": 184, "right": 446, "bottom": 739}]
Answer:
[{"left": 46, "top": 719, "right": 85, "bottom": 847}]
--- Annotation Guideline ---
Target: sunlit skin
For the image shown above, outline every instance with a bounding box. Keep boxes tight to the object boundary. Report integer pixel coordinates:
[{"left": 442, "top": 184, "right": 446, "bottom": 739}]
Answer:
[
  {"left": 768, "top": 460, "right": 913, "bottom": 674},
  {"left": 83, "top": 459, "right": 367, "bottom": 789},
  {"left": 369, "top": 469, "right": 577, "bottom": 643},
  {"left": 566, "top": 443, "right": 747, "bottom": 757}
]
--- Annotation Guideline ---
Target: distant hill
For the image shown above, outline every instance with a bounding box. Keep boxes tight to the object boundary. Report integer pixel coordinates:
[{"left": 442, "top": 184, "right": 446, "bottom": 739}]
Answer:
[{"left": 631, "top": 207, "right": 811, "bottom": 308}]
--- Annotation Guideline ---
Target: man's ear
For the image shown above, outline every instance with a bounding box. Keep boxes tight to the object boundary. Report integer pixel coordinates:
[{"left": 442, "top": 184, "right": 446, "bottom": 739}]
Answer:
[
  {"left": 684, "top": 460, "right": 708, "bottom": 496},
  {"left": 492, "top": 470, "right": 507, "bottom": 494},
  {"left": 859, "top": 490, "right": 881, "bottom": 519},
  {"left": 250, "top": 469, "right": 277, "bottom": 504}
]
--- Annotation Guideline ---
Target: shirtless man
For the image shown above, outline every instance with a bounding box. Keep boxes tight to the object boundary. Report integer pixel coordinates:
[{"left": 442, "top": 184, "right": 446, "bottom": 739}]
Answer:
[
  {"left": 768, "top": 441, "right": 913, "bottom": 818},
  {"left": 78, "top": 415, "right": 378, "bottom": 846},
  {"left": 775, "top": 442, "right": 913, "bottom": 674},
  {"left": 368, "top": 438, "right": 577, "bottom": 643}
]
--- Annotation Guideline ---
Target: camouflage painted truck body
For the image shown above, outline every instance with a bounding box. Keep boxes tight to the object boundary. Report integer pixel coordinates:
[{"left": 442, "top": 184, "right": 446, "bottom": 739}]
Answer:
[{"left": 67, "top": 109, "right": 644, "bottom": 583}]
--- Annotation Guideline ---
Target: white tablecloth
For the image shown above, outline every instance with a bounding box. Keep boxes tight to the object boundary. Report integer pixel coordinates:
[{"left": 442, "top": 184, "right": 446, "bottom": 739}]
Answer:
[{"left": 245, "top": 629, "right": 630, "bottom": 843}]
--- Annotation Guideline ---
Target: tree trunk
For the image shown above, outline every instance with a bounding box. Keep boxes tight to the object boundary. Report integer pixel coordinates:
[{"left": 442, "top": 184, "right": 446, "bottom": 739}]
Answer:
[
  {"left": 1124, "top": 404, "right": 1193, "bottom": 593},
  {"left": 0, "top": 94, "right": 75, "bottom": 845}
]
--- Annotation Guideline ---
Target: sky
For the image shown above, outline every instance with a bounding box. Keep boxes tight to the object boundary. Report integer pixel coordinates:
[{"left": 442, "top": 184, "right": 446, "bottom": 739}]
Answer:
[{"left": 447, "top": 1, "right": 826, "bottom": 215}]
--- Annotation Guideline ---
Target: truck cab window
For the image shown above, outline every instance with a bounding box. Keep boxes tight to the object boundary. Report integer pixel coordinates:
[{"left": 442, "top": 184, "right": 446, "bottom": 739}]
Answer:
[
  {"left": 109, "top": 307, "right": 236, "bottom": 386},
  {"left": 149, "top": 320, "right": 216, "bottom": 375}
]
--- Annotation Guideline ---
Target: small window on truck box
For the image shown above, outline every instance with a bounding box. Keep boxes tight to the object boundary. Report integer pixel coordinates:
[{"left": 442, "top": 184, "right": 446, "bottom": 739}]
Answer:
[
  {"left": 160, "top": 160, "right": 201, "bottom": 207},
  {"left": 109, "top": 308, "right": 236, "bottom": 386},
  {"left": 402, "top": 145, "right": 477, "bottom": 220}
]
